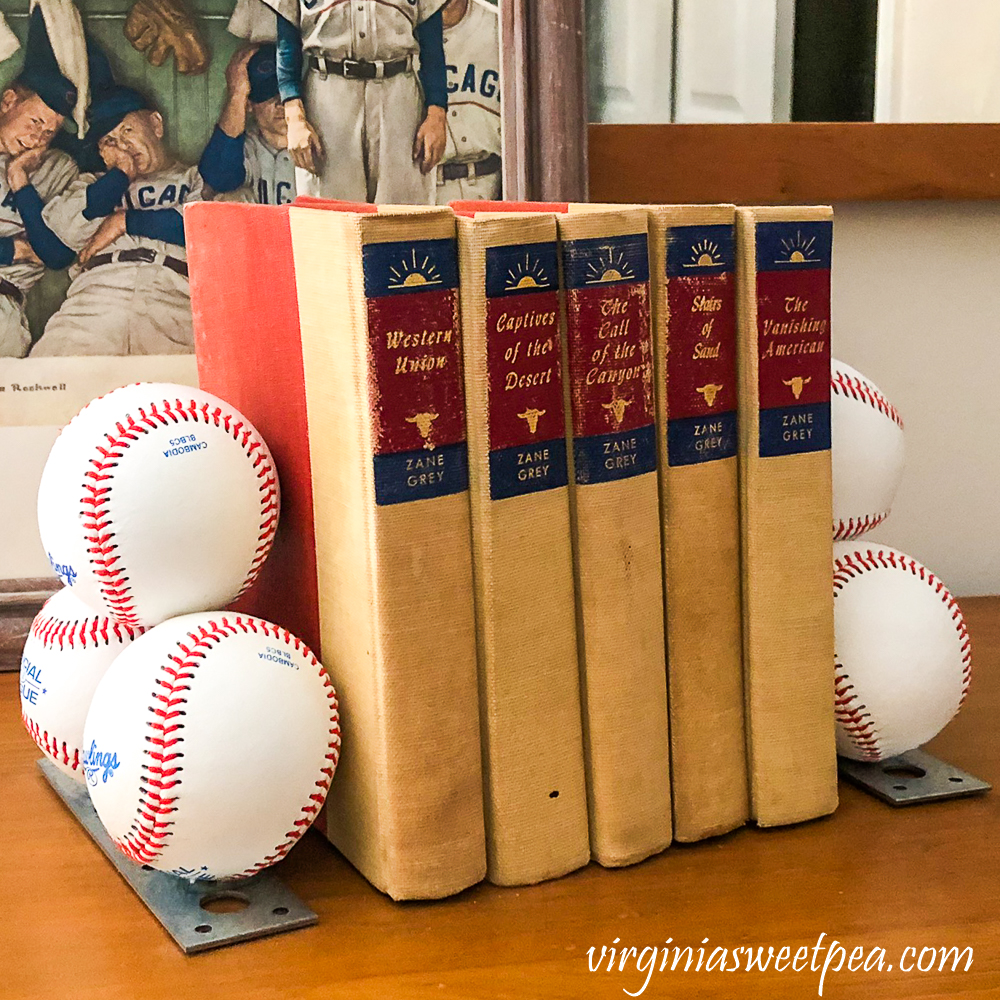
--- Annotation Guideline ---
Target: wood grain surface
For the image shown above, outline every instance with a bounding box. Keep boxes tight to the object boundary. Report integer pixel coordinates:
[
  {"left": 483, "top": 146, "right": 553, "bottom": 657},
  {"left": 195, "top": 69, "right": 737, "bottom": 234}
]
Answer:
[
  {"left": 3, "top": 598, "right": 999, "bottom": 1000},
  {"left": 589, "top": 123, "right": 1000, "bottom": 204}
]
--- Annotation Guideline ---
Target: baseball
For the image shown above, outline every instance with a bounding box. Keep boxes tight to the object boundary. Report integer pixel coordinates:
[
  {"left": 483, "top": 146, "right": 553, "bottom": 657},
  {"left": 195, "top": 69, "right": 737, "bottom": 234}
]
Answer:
[
  {"left": 37, "top": 383, "right": 280, "bottom": 629},
  {"left": 20, "top": 587, "right": 144, "bottom": 782},
  {"left": 82, "top": 613, "right": 341, "bottom": 881},
  {"left": 831, "top": 358, "right": 905, "bottom": 540},
  {"left": 833, "top": 541, "right": 971, "bottom": 762}
]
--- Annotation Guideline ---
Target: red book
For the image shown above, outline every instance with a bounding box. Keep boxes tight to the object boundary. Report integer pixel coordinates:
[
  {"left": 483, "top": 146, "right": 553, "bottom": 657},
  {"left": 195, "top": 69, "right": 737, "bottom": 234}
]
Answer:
[{"left": 187, "top": 201, "right": 485, "bottom": 900}]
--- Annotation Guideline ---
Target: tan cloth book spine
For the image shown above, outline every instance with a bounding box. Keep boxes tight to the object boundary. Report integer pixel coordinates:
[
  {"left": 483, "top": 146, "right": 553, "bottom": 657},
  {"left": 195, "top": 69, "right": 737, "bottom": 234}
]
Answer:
[
  {"left": 648, "top": 205, "right": 749, "bottom": 842},
  {"left": 287, "top": 205, "right": 486, "bottom": 898},
  {"left": 735, "top": 205, "right": 838, "bottom": 827},
  {"left": 555, "top": 209, "right": 672, "bottom": 866},
  {"left": 456, "top": 212, "right": 590, "bottom": 886}
]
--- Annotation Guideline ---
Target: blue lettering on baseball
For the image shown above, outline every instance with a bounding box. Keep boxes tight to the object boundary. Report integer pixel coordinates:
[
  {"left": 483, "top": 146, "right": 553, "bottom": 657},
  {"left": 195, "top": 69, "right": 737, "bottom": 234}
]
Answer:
[
  {"left": 1, "top": 188, "right": 15, "bottom": 211},
  {"left": 137, "top": 185, "right": 157, "bottom": 208},
  {"left": 157, "top": 184, "right": 177, "bottom": 206},
  {"left": 258, "top": 645, "right": 297, "bottom": 669},
  {"left": 82, "top": 740, "right": 120, "bottom": 786},
  {"left": 20, "top": 656, "right": 43, "bottom": 705},
  {"left": 163, "top": 440, "right": 208, "bottom": 458},
  {"left": 275, "top": 180, "right": 293, "bottom": 205},
  {"left": 481, "top": 69, "right": 499, "bottom": 99},
  {"left": 47, "top": 553, "right": 77, "bottom": 587},
  {"left": 461, "top": 64, "right": 477, "bottom": 93}
]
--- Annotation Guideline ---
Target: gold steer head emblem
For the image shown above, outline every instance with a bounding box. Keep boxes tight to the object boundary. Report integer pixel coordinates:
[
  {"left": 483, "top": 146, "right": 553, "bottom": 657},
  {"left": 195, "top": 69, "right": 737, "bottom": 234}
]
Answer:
[
  {"left": 517, "top": 408, "right": 546, "bottom": 435},
  {"left": 696, "top": 384, "right": 724, "bottom": 408},
  {"left": 405, "top": 411, "right": 439, "bottom": 450},
  {"left": 782, "top": 376, "right": 812, "bottom": 400},
  {"left": 601, "top": 397, "right": 631, "bottom": 429}
]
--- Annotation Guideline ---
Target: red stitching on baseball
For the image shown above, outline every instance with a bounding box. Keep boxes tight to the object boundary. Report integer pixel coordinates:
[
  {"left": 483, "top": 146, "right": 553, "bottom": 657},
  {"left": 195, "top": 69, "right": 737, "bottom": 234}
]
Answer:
[
  {"left": 76, "top": 394, "right": 279, "bottom": 626},
  {"left": 833, "top": 664, "right": 882, "bottom": 760},
  {"left": 22, "top": 714, "right": 81, "bottom": 773},
  {"left": 31, "top": 608, "right": 143, "bottom": 651},
  {"left": 833, "top": 547, "right": 973, "bottom": 735},
  {"left": 833, "top": 511, "right": 889, "bottom": 542},
  {"left": 235, "top": 616, "right": 341, "bottom": 879},
  {"left": 117, "top": 616, "right": 340, "bottom": 878},
  {"left": 831, "top": 369, "right": 904, "bottom": 429}
]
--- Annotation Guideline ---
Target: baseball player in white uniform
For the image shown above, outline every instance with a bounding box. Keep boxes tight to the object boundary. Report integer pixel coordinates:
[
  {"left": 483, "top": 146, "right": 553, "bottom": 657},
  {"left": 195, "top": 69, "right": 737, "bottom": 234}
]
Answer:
[
  {"left": 30, "top": 86, "right": 202, "bottom": 357},
  {"left": 200, "top": 44, "right": 295, "bottom": 205},
  {"left": 435, "top": 0, "right": 500, "bottom": 205},
  {"left": 264, "top": 0, "right": 450, "bottom": 204},
  {"left": 0, "top": 7, "right": 81, "bottom": 356}
]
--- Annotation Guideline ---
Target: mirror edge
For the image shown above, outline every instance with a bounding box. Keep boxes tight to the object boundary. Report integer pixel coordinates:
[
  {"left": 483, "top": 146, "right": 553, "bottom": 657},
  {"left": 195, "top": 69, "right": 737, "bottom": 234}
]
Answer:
[{"left": 589, "top": 123, "right": 1000, "bottom": 203}]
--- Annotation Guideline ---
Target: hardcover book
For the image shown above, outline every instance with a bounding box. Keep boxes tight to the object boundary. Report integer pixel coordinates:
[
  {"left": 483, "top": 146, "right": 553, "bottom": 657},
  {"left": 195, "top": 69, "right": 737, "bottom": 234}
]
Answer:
[
  {"left": 650, "top": 205, "right": 748, "bottom": 842},
  {"left": 556, "top": 208, "right": 672, "bottom": 866},
  {"left": 734, "top": 205, "right": 838, "bottom": 826},
  {"left": 455, "top": 208, "right": 590, "bottom": 886},
  {"left": 187, "top": 201, "right": 486, "bottom": 900}
]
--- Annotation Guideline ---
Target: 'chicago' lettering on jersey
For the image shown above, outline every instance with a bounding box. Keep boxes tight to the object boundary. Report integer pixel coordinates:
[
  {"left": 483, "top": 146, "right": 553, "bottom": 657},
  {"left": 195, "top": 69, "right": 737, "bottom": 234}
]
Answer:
[
  {"left": 257, "top": 178, "right": 294, "bottom": 206},
  {"left": 124, "top": 183, "right": 193, "bottom": 211},
  {"left": 447, "top": 63, "right": 499, "bottom": 99}
]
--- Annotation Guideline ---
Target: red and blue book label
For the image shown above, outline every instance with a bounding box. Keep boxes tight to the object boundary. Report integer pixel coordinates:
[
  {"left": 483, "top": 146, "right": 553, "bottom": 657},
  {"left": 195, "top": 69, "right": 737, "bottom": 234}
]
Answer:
[
  {"left": 665, "top": 224, "right": 738, "bottom": 467},
  {"left": 561, "top": 232, "right": 657, "bottom": 485},
  {"left": 485, "top": 240, "right": 568, "bottom": 500},
  {"left": 754, "top": 221, "right": 833, "bottom": 458},
  {"left": 364, "top": 238, "right": 469, "bottom": 505}
]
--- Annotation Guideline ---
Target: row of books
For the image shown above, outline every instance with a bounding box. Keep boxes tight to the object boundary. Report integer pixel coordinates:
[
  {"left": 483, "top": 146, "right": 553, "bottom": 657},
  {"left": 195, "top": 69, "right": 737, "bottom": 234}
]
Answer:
[{"left": 186, "top": 198, "right": 836, "bottom": 901}]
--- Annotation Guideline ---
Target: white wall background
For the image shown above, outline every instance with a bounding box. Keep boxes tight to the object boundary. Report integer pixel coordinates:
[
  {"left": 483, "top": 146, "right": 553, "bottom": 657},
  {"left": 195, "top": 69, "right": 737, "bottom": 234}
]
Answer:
[
  {"left": 830, "top": 200, "right": 1000, "bottom": 597},
  {"left": 877, "top": 0, "right": 1000, "bottom": 122}
]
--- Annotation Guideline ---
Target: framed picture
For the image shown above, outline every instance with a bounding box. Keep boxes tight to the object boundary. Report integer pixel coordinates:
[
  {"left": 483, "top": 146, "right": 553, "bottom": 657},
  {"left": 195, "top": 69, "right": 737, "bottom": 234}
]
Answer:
[{"left": 0, "top": 0, "right": 589, "bottom": 668}]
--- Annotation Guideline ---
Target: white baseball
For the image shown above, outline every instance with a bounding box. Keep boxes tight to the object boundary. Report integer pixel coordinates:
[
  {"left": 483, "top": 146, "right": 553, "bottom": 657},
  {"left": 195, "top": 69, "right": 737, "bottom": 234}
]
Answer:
[
  {"left": 37, "top": 383, "right": 280, "bottom": 629},
  {"left": 831, "top": 358, "right": 905, "bottom": 540},
  {"left": 20, "top": 587, "right": 144, "bottom": 782},
  {"left": 82, "top": 613, "right": 341, "bottom": 881},
  {"left": 833, "top": 541, "right": 971, "bottom": 762}
]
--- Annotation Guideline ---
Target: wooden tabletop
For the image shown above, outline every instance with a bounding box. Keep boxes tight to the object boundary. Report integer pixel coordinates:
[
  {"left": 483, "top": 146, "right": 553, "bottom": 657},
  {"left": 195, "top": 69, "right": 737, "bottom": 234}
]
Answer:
[{"left": 4, "top": 598, "right": 999, "bottom": 1000}]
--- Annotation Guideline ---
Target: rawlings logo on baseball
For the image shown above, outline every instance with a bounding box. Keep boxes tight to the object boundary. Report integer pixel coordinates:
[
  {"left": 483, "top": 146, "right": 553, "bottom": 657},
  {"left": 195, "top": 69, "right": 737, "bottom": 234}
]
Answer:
[
  {"left": 83, "top": 740, "right": 121, "bottom": 786},
  {"left": 47, "top": 553, "right": 77, "bottom": 588}
]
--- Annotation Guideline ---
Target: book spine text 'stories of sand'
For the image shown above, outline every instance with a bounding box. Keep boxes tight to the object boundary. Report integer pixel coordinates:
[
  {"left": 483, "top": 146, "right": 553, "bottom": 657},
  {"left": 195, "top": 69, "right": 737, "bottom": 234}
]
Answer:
[{"left": 655, "top": 207, "right": 749, "bottom": 841}]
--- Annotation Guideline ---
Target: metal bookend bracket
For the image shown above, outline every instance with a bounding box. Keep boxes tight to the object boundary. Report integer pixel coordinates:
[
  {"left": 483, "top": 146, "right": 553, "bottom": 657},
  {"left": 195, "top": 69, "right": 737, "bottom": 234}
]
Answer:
[
  {"left": 38, "top": 758, "right": 318, "bottom": 954},
  {"left": 838, "top": 747, "right": 992, "bottom": 806}
]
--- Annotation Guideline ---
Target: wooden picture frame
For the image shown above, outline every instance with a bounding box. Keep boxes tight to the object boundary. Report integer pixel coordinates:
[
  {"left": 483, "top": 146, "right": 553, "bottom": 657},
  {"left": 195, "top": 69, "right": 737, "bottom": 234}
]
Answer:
[
  {"left": 0, "top": 0, "right": 592, "bottom": 671},
  {"left": 501, "top": 0, "right": 589, "bottom": 202}
]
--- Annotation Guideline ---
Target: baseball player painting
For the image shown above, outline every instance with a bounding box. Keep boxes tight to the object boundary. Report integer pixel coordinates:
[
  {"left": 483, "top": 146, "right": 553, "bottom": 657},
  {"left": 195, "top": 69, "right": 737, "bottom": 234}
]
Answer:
[
  {"left": 200, "top": 44, "right": 295, "bottom": 205},
  {"left": 0, "top": 7, "right": 81, "bottom": 357},
  {"left": 262, "top": 0, "right": 450, "bottom": 204},
  {"left": 435, "top": 0, "right": 500, "bottom": 205},
  {"left": 29, "top": 85, "right": 202, "bottom": 356}
]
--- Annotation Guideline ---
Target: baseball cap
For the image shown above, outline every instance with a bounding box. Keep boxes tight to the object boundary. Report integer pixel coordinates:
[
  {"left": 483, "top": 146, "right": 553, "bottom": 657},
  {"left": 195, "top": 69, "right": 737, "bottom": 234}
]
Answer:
[
  {"left": 88, "top": 85, "right": 154, "bottom": 140},
  {"left": 248, "top": 45, "right": 279, "bottom": 105},
  {"left": 16, "top": 7, "right": 77, "bottom": 118}
]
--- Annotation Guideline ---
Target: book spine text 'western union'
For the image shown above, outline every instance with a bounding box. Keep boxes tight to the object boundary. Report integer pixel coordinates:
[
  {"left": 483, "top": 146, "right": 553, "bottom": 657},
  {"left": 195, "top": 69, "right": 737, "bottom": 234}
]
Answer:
[
  {"left": 288, "top": 206, "right": 486, "bottom": 898},
  {"left": 735, "top": 206, "right": 838, "bottom": 827},
  {"left": 458, "top": 212, "right": 590, "bottom": 886},
  {"left": 557, "top": 209, "right": 672, "bottom": 866},
  {"left": 653, "top": 205, "right": 749, "bottom": 842}
]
